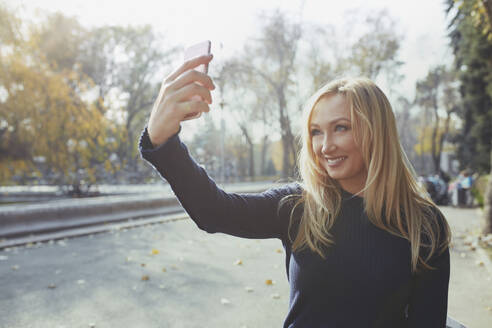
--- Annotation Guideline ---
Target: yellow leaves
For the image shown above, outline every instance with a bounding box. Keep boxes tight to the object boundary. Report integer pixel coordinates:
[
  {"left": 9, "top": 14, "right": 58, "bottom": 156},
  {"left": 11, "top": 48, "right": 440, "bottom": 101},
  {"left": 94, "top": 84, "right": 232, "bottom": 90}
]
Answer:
[
  {"left": 141, "top": 275, "right": 149, "bottom": 281},
  {"left": 151, "top": 249, "right": 159, "bottom": 255},
  {"left": 0, "top": 35, "right": 121, "bottom": 185},
  {"left": 275, "top": 249, "right": 283, "bottom": 253},
  {"left": 234, "top": 259, "right": 243, "bottom": 265},
  {"left": 265, "top": 279, "right": 274, "bottom": 285}
]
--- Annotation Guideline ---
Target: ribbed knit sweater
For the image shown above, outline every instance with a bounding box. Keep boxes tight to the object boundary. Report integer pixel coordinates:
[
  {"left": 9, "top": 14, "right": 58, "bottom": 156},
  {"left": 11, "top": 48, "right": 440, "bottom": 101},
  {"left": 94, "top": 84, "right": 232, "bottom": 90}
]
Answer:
[{"left": 139, "top": 127, "right": 450, "bottom": 328}]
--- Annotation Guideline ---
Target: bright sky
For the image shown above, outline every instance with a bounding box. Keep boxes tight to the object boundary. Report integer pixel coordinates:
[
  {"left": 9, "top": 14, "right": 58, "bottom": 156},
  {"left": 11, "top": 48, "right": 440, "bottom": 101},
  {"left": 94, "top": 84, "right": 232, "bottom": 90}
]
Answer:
[{"left": 12, "top": 0, "right": 453, "bottom": 141}]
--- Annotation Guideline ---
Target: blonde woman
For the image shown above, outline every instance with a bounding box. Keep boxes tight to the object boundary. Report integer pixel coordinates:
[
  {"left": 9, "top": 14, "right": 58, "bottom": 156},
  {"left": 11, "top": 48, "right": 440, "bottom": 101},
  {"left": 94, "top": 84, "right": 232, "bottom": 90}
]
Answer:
[{"left": 140, "top": 54, "right": 451, "bottom": 327}]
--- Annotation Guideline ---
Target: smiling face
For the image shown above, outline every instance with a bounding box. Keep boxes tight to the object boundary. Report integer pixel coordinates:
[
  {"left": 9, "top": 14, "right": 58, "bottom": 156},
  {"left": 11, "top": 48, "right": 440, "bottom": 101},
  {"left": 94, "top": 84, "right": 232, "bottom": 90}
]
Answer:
[{"left": 310, "top": 94, "right": 367, "bottom": 195}]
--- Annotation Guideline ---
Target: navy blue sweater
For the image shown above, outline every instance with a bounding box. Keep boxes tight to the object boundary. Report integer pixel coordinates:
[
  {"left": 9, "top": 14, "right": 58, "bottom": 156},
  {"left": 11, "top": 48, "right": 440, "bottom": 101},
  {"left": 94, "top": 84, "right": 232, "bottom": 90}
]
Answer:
[{"left": 139, "top": 127, "right": 450, "bottom": 328}]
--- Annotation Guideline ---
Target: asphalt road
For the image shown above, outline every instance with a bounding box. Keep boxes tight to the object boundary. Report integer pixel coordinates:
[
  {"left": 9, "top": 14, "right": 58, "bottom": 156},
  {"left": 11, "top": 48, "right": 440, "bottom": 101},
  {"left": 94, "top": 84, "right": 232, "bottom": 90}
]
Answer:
[
  {"left": 0, "top": 215, "right": 290, "bottom": 328},
  {"left": 0, "top": 206, "right": 491, "bottom": 328}
]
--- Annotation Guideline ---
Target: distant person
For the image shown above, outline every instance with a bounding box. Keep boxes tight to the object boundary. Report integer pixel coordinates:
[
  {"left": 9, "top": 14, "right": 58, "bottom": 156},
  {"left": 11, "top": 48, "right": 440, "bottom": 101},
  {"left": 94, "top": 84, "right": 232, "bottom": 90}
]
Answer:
[
  {"left": 139, "top": 54, "right": 451, "bottom": 327},
  {"left": 459, "top": 169, "right": 475, "bottom": 207}
]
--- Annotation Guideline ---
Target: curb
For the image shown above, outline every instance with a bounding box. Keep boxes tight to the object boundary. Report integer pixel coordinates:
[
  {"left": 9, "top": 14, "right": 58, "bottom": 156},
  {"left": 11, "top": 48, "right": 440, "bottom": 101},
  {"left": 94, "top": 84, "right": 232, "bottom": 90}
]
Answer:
[
  {"left": 0, "top": 194, "right": 180, "bottom": 239},
  {"left": 0, "top": 212, "right": 190, "bottom": 249},
  {"left": 0, "top": 183, "right": 282, "bottom": 240}
]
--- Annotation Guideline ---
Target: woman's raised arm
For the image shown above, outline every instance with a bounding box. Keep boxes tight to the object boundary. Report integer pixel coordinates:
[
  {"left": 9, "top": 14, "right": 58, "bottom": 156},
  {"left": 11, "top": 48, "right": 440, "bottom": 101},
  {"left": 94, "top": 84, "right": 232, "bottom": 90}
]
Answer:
[{"left": 139, "top": 127, "right": 301, "bottom": 240}]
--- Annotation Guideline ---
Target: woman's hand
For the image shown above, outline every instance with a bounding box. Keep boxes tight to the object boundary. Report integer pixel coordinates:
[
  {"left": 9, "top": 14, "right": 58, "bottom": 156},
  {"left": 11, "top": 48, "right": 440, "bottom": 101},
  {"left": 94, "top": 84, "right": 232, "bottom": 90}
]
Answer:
[{"left": 147, "top": 54, "right": 215, "bottom": 147}]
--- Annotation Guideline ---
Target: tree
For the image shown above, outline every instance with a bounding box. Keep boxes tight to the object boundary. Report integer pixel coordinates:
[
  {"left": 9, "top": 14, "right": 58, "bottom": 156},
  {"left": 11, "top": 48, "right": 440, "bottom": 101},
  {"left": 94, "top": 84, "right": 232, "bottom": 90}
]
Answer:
[
  {"left": 0, "top": 5, "right": 117, "bottom": 192},
  {"left": 78, "top": 25, "right": 178, "bottom": 175},
  {"left": 229, "top": 9, "right": 302, "bottom": 179},
  {"left": 414, "top": 66, "right": 460, "bottom": 174},
  {"left": 447, "top": 0, "right": 492, "bottom": 234},
  {"left": 347, "top": 10, "right": 403, "bottom": 85},
  {"left": 447, "top": 0, "right": 492, "bottom": 172}
]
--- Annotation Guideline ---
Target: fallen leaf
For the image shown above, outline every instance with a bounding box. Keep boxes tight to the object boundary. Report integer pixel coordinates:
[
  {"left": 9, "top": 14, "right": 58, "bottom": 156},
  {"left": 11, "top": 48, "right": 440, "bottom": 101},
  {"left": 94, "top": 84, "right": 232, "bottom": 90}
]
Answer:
[
  {"left": 48, "top": 284, "right": 56, "bottom": 289},
  {"left": 265, "top": 279, "right": 274, "bottom": 285},
  {"left": 271, "top": 293, "right": 280, "bottom": 299},
  {"left": 220, "top": 298, "right": 231, "bottom": 305},
  {"left": 126, "top": 257, "right": 132, "bottom": 262},
  {"left": 162, "top": 267, "right": 167, "bottom": 272},
  {"left": 234, "top": 259, "right": 243, "bottom": 265},
  {"left": 89, "top": 323, "right": 96, "bottom": 328},
  {"left": 141, "top": 263, "right": 146, "bottom": 267},
  {"left": 276, "top": 249, "right": 283, "bottom": 253},
  {"left": 151, "top": 249, "right": 159, "bottom": 255},
  {"left": 11, "top": 265, "right": 19, "bottom": 270},
  {"left": 159, "top": 285, "right": 166, "bottom": 289},
  {"left": 245, "top": 286, "right": 254, "bottom": 293},
  {"left": 476, "top": 261, "right": 484, "bottom": 266},
  {"left": 141, "top": 275, "right": 149, "bottom": 281}
]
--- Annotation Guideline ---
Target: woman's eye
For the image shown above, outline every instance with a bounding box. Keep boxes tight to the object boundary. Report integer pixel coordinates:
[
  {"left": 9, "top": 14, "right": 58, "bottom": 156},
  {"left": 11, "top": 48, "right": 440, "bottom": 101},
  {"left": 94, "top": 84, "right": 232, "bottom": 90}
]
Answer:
[
  {"left": 335, "top": 125, "right": 348, "bottom": 132},
  {"left": 311, "top": 129, "right": 321, "bottom": 136}
]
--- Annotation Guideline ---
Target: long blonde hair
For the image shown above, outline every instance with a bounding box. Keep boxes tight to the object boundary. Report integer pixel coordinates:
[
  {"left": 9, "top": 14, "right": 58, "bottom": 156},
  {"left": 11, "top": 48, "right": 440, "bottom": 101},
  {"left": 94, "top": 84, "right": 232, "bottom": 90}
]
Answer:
[{"left": 280, "top": 77, "right": 451, "bottom": 274}]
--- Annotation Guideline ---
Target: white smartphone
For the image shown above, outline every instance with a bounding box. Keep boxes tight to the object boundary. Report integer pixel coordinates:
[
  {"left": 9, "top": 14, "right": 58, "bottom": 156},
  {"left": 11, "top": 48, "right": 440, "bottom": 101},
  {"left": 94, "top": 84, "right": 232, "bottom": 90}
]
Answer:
[{"left": 183, "top": 40, "right": 211, "bottom": 121}]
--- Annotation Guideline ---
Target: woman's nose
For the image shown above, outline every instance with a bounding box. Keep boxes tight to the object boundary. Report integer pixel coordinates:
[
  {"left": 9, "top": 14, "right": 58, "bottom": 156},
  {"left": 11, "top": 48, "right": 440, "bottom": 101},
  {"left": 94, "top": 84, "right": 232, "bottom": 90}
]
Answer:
[{"left": 321, "top": 139, "right": 336, "bottom": 154}]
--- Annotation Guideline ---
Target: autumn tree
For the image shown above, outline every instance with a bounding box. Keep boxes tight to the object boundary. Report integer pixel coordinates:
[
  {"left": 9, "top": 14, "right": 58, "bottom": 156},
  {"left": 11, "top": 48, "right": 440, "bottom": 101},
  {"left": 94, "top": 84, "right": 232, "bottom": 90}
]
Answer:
[
  {"left": 0, "top": 5, "right": 117, "bottom": 193},
  {"left": 414, "top": 66, "right": 460, "bottom": 174},
  {"left": 228, "top": 9, "right": 301, "bottom": 179},
  {"left": 447, "top": 0, "right": 492, "bottom": 233},
  {"left": 78, "top": 25, "right": 178, "bottom": 177}
]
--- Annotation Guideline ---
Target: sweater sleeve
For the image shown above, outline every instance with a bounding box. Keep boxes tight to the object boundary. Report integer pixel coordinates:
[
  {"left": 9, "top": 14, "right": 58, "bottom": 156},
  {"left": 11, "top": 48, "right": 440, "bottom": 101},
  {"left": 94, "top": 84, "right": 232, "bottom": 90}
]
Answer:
[
  {"left": 407, "top": 209, "right": 451, "bottom": 328},
  {"left": 138, "top": 126, "right": 301, "bottom": 240}
]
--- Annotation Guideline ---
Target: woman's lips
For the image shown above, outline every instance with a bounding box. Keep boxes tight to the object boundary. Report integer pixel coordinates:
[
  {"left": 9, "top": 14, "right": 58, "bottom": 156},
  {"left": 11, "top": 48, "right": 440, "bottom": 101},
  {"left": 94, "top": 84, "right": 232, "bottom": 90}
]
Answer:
[{"left": 325, "top": 156, "right": 347, "bottom": 167}]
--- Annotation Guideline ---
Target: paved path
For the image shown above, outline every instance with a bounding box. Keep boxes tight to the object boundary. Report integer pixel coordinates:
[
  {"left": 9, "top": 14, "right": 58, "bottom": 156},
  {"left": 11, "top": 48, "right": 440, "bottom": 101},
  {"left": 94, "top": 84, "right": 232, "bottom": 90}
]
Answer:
[
  {"left": 441, "top": 206, "right": 492, "bottom": 328},
  {"left": 0, "top": 206, "right": 490, "bottom": 327}
]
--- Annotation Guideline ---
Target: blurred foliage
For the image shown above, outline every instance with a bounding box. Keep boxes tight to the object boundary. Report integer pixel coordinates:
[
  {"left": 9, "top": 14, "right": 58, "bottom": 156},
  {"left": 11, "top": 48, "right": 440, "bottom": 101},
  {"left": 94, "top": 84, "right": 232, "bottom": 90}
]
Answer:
[
  {"left": 447, "top": 0, "right": 492, "bottom": 174},
  {"left": 447, "top": 0, "right": 492, "bottom": 234},
  {"left": 471, "top": 174, "right": 489, "bottom": 208},
  {"left": 0, "top": 4, "right": 118, "bottom": 192},
  {"left": 414, "top": 65, "right": 460, "bottom": 173},
  {"left": 0, "top": 3, "right": 176, "bottom": 192},
  {"left": 0, "top": 3, "right": 419, "bottom": 189}
]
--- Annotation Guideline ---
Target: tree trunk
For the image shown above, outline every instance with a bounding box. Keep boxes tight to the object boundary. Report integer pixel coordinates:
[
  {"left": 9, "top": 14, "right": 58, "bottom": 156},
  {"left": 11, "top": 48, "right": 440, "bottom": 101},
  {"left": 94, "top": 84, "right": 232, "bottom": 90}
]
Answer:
[
  {"left": 483, "top": 148, "right": 492, "bottom": 234},
  {"left": 431, "top": 104, "right": 440, "bottom": 174},
  {"left": 278, "top": 88, "right": 296, "bottom": 179},
  {"left": 239, "top": 125, "right": 255, "bottom": 179},
  {"left": 260, "top": 135, "right": 269, "bottom": 175}
]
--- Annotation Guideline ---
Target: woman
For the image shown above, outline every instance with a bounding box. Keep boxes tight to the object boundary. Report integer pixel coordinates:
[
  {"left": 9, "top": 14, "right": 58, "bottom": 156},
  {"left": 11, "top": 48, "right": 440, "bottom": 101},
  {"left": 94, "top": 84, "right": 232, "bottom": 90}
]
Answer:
[{"left": 140, "top": 54, "right": 451, "bottom": 327}]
